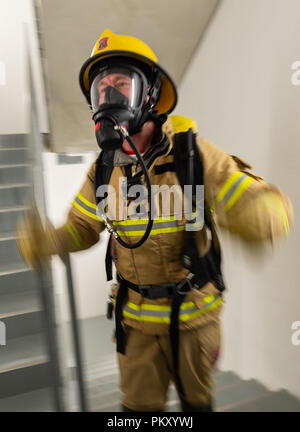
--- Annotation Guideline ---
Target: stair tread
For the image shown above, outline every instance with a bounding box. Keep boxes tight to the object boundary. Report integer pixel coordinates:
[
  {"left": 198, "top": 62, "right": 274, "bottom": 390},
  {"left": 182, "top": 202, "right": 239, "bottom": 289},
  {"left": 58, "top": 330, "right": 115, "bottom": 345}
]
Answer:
[
  {"left": 213, "top": 370, "right": 242, "bottom": 389},
  {"left": 0, "top": 290, "right": 41, "bottom": 317},
  {"left": 0, "top": 235, "right": 18, "bottom": 241},
  {"left": 0, "top": 163, "right": 30, "bottom": 168},
  {"left": 0, "top": 387, "right": 55, "bottom": 412},
  {"left": 0, "top": 206, "right": 27, "bottom": 213},
  {"left": 0, "top": 333, "right": 48, "bottom": 373},
  {"left": 216, "top": 378, "right": 269, "bottom": 410},
  {"left": 0, "top": 147, "right": 27, "bottom": 151},
  {"left": 225, "top": 389, "right": 300, "bottom": 412},
  {"left": 0, "top": 261, "right": 29, "bottom": 276},
  {"left": 0, "top": 266, "right": 31, "bottom": 277},
  {"left": 0, "top": 183, "right": 30, "bottom": 190},
  {"left": 0, "top": 135, "right": 27, "bottom": 149},
  {"left": 74, "top": 353, "right": 300, "bottom": 413}
]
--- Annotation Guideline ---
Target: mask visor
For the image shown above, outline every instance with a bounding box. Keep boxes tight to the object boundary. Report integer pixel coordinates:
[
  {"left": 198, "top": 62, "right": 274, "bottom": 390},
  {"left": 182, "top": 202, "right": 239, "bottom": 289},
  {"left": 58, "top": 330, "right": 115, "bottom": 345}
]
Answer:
[{"left": 90, "top": 66, "right": 146, "bottom": 114}]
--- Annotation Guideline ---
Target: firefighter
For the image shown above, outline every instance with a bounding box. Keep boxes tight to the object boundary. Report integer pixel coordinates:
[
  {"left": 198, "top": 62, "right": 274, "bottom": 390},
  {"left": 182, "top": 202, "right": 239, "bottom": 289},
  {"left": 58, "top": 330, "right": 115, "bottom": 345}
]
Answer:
[{"left": 17, "top": 29, "right": 293, "bottom": 412}]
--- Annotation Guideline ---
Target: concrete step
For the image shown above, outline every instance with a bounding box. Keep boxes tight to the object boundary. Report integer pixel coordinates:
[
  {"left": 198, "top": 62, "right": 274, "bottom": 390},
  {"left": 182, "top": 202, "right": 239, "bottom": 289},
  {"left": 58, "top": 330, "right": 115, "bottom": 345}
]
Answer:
[
  {"left": 0, "top": 269, "right": 37, "bottom": 295},
  {"left": 0, "top": 262, "right": 30, "bottom": 276},
  {"left": 89, "top": 387, "right": 122, "bottom": 410},
  {"left": 0, "top": 165, "right": 30, "bottom": 186},
  {"left": 0, "top": 310, "right": 45, "bottom": 340},
  {"left": 0, "top": 148, "right": 28, "bottom": 165},
  {"left": 213, "top": 370, "right": 242, "bottom": 390},
  {"left": 0, "top": 360, "right": 53, "bottom": 399},
  {"left": 0, "top": 290, "right": 41, "bottom": 316},
  {"left": 0, "top": 387, "right": 55, "bottom": 412},
  {"left": 0, "top": 184, "right": 31, "bottom": 209},
  {"left": 84, "top": 353, "right": 300, "bottom": 413},
  {"left": 0, "top": 332, "right": 48, "bottom": 373},
  {"left": 0, "top": 207, "right": 27, "bottom": 237},
  {"left": 224, "top": 389, "right": 300, "bottom": 412},
  {"left": 0, "top": 332, "right": 50, "bottom": 399},
  {"left": 0, "top": 135, "right": 27, "bottom": 149},
  {"left": 216, "top": 378, "right": 269, "bottom": 411},
  {"left": 0, "top": 238, "right": 26, "bottom": 269}
]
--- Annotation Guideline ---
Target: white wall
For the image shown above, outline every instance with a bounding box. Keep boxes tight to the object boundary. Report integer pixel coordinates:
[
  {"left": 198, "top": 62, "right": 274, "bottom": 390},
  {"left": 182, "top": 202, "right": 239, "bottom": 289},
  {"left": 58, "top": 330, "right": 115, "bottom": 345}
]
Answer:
[
  {"left": 176, "top": 0, "right": 300, "bottom": 398},
  {"left": 43, "top": 152, "right": 112, "bottom": 321},
  {"left": 0, "top": 0, "right": 49, "bottom": 134}
]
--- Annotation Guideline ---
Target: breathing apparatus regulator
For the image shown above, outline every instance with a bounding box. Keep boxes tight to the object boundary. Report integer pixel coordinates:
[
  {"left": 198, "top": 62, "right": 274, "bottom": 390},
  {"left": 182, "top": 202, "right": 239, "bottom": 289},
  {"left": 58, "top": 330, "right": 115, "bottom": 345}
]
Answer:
[{"left": 79, "top": 30, "right": 177, "bottom": 248}]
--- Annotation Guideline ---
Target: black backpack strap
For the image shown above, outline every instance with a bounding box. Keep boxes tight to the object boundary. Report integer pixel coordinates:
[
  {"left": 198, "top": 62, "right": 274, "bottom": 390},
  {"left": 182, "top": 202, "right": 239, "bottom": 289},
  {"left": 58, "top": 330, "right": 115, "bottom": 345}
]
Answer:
[
  {"left": 170, "top": 129, "right": 226, "bottom": 404},
  {"left": 193, "top": 141, "right": 225, "bottom": 290},
  {"left": 105, "top": 234, "right": 113, "bottom": 281},
  {"left": 94, "top": 150, "right": 115, "bottom": 204},
  {"left": 174, "top": 129, "right": 225, "bottom": 292},
  {"left": 94, "top": 150, "right": 115, "bottom": 281}
]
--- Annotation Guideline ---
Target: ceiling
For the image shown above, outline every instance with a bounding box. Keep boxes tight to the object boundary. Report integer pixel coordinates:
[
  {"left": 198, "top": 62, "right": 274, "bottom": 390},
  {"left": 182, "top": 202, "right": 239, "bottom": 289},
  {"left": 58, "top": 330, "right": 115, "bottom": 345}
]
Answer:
[{"left": 40, "top": 0, "right": 219, "bottom": 152}]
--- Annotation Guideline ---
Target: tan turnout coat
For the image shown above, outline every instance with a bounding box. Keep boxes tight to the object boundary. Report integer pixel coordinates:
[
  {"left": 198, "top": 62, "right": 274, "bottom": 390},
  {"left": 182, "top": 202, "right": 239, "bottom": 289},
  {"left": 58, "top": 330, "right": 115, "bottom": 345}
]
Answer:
[{"left": 56, "top": 115, "right": 293, "bottom": 335}]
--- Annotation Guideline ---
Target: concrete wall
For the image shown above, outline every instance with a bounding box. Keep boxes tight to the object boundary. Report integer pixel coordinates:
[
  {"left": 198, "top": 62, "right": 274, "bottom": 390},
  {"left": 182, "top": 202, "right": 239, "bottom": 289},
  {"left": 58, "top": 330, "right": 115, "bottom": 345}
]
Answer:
[
  {"left": 0, "top": 0, "right": 49, "bottom": 134},
  {"left": 176, "top": 0, "right": 300, "bottom": 398}
]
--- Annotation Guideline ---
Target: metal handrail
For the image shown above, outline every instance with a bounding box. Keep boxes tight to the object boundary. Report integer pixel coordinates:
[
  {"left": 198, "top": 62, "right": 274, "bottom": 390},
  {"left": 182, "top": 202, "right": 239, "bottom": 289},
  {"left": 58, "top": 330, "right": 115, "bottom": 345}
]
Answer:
[{"left": 62, "top": 254, "right": 88, "bottom": 412}]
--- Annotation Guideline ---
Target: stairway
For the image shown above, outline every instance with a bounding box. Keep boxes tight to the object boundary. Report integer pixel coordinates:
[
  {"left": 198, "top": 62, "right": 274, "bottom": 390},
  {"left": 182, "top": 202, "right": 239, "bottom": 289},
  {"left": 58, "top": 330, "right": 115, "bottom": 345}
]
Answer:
[
  {"left": 0, "top": 134, "right": 56, "bottom": 411},
  {"left": 84, "top": 353, "right": 300, "bottom": 412}
]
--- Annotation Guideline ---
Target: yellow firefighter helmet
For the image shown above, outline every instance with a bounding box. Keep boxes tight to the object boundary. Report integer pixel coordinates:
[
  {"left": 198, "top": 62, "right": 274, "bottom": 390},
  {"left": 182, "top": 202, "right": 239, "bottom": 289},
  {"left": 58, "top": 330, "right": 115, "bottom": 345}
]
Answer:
[{"left": 79, "top": 29, "right": 177, "bottom": 115}]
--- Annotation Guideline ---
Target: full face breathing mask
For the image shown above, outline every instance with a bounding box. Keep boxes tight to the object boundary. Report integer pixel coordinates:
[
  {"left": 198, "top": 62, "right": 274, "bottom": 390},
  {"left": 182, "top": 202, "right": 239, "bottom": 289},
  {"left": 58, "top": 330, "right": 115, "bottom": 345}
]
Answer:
[
  {"left": 90, "top": 61, "right": 151, "bottom": 152},
  {"left": 89, "top": 60, "right": 160, "bottom": 249}
]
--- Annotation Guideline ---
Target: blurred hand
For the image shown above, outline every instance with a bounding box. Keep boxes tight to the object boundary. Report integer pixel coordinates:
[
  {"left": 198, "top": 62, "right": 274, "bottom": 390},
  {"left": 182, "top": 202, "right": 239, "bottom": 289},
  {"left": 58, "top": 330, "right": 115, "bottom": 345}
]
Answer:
[{"left": 16, "top": 205, "right": 61, "bottom": 270}]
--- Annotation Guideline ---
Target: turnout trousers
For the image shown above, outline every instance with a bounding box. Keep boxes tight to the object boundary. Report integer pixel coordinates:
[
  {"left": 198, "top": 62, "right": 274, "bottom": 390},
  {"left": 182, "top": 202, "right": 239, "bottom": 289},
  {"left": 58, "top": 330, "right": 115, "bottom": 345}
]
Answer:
[{"left": 117, "top": 318, "right": 221, "bottom": 412}]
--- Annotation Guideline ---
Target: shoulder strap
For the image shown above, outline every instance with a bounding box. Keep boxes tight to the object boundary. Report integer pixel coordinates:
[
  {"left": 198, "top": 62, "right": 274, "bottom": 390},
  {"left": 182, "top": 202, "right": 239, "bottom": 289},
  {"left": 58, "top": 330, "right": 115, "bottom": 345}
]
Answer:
[
  {"left": 94, "top": 150, "right": 115, "bottom": 281},
  {"left": 94, "top": 150, "right": 115, "bottom": 205},
  {"left": 173, "top": 124, "right": 225, "bottom": 292}
]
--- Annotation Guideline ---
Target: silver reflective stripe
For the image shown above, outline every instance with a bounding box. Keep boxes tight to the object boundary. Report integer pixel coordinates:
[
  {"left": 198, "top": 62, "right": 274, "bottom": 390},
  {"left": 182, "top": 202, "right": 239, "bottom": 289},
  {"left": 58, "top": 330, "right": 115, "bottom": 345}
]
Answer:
[
  {"left": 113, "top": 220, "right": 181, "bottom": 232},
  {"left": 123, "top": 306, "right": 170, "bottom": 317},
  {"left": 123, "top": 295, "right": 222, "bottom": 320},
  {"left": 74, "top": 195, "right": 97, "bottom": 216},
  {"left": 219, "top": 174, "right": 248, "bottom": 208},
  {"left": 68, "top": 223, "right": 81, "bottom": 247}
]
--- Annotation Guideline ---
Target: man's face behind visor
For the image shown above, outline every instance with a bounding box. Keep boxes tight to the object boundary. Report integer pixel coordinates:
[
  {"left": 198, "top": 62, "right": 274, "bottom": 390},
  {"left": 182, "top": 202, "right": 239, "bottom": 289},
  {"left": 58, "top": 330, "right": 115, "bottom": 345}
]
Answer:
[
  {"left": 90, "top": 66, "right": 147, "bottom": 114},
  {"left": 97, "top": 73, "right": 132, "bottom": 105}
]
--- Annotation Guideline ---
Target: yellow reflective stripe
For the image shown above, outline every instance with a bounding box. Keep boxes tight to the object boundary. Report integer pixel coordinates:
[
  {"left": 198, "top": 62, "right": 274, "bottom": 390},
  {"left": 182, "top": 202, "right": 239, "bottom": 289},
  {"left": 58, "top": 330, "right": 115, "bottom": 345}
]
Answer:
[
  {"left": 141, "top": 303, "right": 171, "bottom": 312},
  {"left": 65, "top": 223, "right": 81, "bottom": 248},
  {"left": 268, "top": 197, "right": 290, "bottom": 234},
  {"left": 70, "top": 223, "right": 79, "bottom": 237},
  {"left": 116, "top": 226, "right": 185, "bottom": 236},
  {"left": 178, "top": 301, "right": 196, "bottom": 310},
  {"left": 224, "top": 176, "right": 254, "bottom": 211},
  {"left": 281, "top": 211, "right": 290, "bottom": 234},
  {"left": 123, "top": 297, "right": 223, "bottom": 323},
  {"left": 123, "top": 311, "right": 171, "bottom": 323},
  {"left": 72, "top": 199, "right": 101, "bottom": 221},
  {"left": 203, "top": 295, "right": 215, "bottom": 304},
  {"left": 126, "top": 301, "right": 140, "bottom": 311},
  {"left": 180, "top": 298, "right": 223, "bottom": 322},
  {"left": 128, "top": 299, "right": 212, "bottom": 312},
  {"left": 114, "top": 215, "right": 177, "bottom": 226},
  {"left": 214, "top": 172, "right": 244, "bottom": 210},
  {"left": 77, "top": 192, "right": 97, "bottom": 209}
]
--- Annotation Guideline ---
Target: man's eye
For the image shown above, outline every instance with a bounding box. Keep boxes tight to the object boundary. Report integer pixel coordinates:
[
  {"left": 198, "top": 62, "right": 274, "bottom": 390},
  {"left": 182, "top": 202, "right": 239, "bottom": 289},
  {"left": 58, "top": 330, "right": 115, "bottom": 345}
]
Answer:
[{"left": 116, "top": 82, "right": 128, "bottom": 88}]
